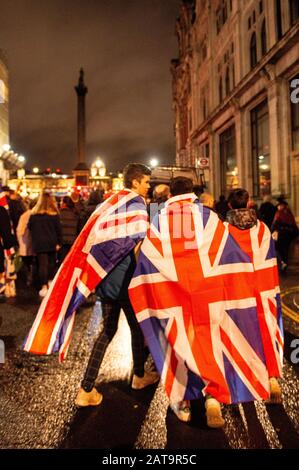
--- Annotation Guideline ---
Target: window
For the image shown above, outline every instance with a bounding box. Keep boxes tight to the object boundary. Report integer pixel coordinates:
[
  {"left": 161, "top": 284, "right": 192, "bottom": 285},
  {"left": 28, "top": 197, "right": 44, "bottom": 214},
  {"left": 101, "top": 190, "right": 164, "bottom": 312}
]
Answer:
[
  {"left": 251, "top": 100, "right": 270, "bottom": 196},
  {"left": 225, "top": 68, "right": 230, "bottom": 96},
  {"left": 203, "top": 97, "right": 207, "bottom": 120},
  {"left": 290, "top": 0, "right": 299, "bottom": 25},
  {"left": 261, "top": 20, "right": 267, "bottom": 55},
  {"left": 248, "top": 17, "right": 251, "bottom": 29},
  {"left": 275, "top": 0, "right": 282, "bottom": 39},
  {"left": 290, "top": 75, "right": 299, "bottom": 150},
  {"left": 219, "top": 77, "right": 223, "bottom": 103},
  {"left": 220, "top": 125, "right": 238, "bottom": 193},
  {"left": 223, "top": 1, "right": 228, "bottom": 23},
  {"left": 253, "top": 10, "right": 256, "bottom": 24},
  {"left": 188, "top": 108, "right": 193, "bottom": 132},
  {"left": 259, "top": 0, "right": 263, "bottom": 14},
  {"left": 250, "top": 32, "right": 257, "bottom": 68},
  {"left": 231, "top": 62, "right": 235, "bottom": 88}
]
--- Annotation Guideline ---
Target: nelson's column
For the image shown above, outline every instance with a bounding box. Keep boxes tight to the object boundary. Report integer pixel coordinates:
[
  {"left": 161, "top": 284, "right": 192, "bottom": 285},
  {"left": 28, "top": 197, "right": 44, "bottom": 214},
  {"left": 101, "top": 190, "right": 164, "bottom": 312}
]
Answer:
[{"left": 73, "top": 68, "right": 89, "bottom": 186}]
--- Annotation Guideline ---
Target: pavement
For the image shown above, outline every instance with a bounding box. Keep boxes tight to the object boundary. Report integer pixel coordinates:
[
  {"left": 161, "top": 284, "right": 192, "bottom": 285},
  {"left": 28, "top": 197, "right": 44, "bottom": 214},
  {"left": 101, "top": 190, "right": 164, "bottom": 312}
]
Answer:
[{"left": 0, "top": 241, "right": 299, "bottom": 451}]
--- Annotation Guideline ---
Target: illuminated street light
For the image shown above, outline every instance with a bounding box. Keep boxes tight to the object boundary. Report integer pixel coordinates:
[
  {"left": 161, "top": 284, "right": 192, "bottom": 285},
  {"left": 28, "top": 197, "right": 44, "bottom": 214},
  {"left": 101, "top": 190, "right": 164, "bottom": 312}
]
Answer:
[
  {"left": 18, "top": 155, "right": 26, "bottom": 163},
  {"left": 95, "top": 158, "right": 103, "bottom": 168},
  {"left": 149, "top": 157, "right": 159, "bottom": 168},
  {"left": 33, "top": 167, "right": 39, "bottom": 174},
  {"left": 2, "top": 144, "right": 10, "bottom": 152}
]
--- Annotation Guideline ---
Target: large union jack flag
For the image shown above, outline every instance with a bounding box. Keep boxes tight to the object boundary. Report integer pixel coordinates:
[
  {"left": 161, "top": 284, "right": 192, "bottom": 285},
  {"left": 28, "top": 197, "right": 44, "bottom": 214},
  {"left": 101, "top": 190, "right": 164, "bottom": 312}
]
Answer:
[
  {"left": 23, "top": 189, "right": 148, "bottom": 362},
  {"left": 129, "top": 193, "right": 283, "bottom": 405}
]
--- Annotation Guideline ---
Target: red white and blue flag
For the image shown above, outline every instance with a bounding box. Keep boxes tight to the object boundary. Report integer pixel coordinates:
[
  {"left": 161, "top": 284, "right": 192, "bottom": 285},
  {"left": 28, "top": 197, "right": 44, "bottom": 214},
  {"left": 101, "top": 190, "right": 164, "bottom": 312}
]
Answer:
[
  {"left": 23, "top": 189, "right": 148, "bottom": 362},
  {"left": 129, "top": 194, "right": 283, "bottom": 404}
]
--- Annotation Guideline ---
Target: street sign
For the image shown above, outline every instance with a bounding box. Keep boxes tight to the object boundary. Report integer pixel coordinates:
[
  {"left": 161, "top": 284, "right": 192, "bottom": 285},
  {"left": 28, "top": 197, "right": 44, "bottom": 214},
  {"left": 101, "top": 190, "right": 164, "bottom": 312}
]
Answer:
[{"left": 198, "top": 157, "right": 209, "bottom": 167}]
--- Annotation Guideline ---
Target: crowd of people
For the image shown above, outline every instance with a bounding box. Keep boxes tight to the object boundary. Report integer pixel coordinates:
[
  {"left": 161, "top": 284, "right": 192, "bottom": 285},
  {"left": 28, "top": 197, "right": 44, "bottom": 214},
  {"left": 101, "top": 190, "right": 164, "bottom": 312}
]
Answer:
[
  {"left": 21, "top": 163, "right": 299, "bottom": 430},
  {"left": 0, "top": 186, "right": 104, "bottom": 298}
]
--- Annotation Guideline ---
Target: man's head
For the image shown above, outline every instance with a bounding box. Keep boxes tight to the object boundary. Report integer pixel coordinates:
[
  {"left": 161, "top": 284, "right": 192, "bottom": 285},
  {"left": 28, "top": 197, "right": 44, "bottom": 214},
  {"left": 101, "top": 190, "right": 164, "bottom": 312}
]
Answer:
[
  {"left": 153, "top": 184, "right": 170, "bottom": 202},
  {"left": 170, "top": 177, "right": 194, "bottom": 197},
  {"left": 227, "top": 188, "right": 249, "bottom": 209},
  {"left": 123, "top": 163, "right": 151, "bottom": 198},
  {"left": 193, "top": 184, "right": 204, "bottom": 198}
]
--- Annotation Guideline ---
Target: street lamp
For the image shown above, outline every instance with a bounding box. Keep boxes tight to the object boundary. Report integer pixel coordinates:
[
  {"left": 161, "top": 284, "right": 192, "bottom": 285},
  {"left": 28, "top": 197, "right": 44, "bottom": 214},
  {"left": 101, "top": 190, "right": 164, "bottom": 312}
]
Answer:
[
  {"left": 33, "top": 167, "right": 39, "bottom": 174},
  {"left": 149, "top": 157, "right": 159, "bottom": 168},
  {"left": 95, "top": 158, "right": 103, "bottom": 168},
  {"left": 2, "top": 144, "right": 10, "bottom": 152},
  {"left": 18, "top": 155, "right": 26, "bottom": 163}
]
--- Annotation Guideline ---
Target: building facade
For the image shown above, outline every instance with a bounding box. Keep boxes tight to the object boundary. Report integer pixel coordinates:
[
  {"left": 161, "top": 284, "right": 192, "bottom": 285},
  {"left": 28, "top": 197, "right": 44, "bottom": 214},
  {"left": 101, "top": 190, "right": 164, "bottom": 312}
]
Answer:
[
  {"left": 0, "top": 49, "right": 10, "bottom": 184},
  {"left": 172, "top": 0, "right": 299, "bottom": 216}
]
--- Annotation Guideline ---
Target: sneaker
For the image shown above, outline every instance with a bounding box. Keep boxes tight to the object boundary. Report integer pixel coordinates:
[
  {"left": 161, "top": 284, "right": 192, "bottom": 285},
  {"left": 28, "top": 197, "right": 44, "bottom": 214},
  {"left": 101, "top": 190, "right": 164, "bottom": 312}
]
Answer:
[
  {"left": 39, "top": 285, "right": 48, "bottom": 297},
  {"left": 266, "top": 377, "right": 282, "bottom": 404},
  {"left": 75, "top": 387, "right": 103, "bottom": 407},
  {"left": 170, "top": 400, "right": 191, "bottom": 422},
  {"left": 131, "top": 371, "right": 160, "bottom": 390},
  {"left": 205, "top": 397, "right": 225, "bottom": 428}
]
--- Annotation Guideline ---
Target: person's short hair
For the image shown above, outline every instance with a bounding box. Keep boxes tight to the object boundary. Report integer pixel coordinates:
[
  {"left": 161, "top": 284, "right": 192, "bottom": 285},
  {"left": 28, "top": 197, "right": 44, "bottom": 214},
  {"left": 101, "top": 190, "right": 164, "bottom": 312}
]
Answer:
[
  {"left": 170, "top": 177, "right": 194, "bottom": 196},
  {"left": 227, "top": 188, "right": 249, "bottom": 209},
  {"left": 62, "top": 196, "right": 75, "bottom": 209},
  {"left": 193, "top": 184, "right": 204, "bottom": 197},
  {"left": 123, "top": 163, "right": 151, "bottom": 189},
  {"left": 153, "top": 184, "right": 170, "bottom": 202}
]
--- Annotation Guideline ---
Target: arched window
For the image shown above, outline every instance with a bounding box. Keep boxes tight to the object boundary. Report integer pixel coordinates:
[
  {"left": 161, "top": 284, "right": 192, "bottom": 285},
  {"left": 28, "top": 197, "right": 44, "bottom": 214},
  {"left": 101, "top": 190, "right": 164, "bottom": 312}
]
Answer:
[
  {"left": 290, "top": 0, "right": 299, "bottom": 25},
  {"left": 225, "top": 68, "right": 230, "bottom": 95},
  {"left": 261, "top": 20, "right": 267, "bottom": 56},
  {"left": 219, "top": 77, "right": 223, "bottom": 103},
  {"left": 250, "top": 32, "right": 257, "bottom": 69}
]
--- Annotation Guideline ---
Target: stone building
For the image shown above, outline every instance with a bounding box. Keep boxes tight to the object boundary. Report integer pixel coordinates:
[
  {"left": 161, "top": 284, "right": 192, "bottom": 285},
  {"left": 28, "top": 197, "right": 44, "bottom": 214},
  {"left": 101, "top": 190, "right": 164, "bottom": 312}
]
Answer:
[
  {"left": 0, "top": 49, "right": 23, "bottom": 185},
  {"left": 0, "top": 49, "right": 10, "bottom": 184},
  {"left": 171, "top": 0, "right": 299, "bottom": 216}
]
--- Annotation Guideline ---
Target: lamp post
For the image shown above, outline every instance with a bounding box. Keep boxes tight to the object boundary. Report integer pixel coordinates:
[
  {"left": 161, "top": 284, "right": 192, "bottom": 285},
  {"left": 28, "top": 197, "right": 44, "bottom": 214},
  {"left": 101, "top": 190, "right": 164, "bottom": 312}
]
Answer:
[{"left": 149, "top": 157, "right": 159, "bottom": 168}]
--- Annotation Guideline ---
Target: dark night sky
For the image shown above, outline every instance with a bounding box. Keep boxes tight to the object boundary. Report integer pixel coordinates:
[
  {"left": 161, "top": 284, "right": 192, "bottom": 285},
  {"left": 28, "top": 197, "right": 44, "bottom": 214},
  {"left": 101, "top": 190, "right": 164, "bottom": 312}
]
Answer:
[{"left": 0, "top": 0, "right": 180, "bottom": 173}]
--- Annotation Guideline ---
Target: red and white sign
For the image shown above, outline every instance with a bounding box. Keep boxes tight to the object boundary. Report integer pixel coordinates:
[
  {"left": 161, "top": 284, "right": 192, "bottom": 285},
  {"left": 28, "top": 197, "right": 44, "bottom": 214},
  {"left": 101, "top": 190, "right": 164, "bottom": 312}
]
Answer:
[{"left": 198, "top": 157, "right": 209, "bottom": 168}]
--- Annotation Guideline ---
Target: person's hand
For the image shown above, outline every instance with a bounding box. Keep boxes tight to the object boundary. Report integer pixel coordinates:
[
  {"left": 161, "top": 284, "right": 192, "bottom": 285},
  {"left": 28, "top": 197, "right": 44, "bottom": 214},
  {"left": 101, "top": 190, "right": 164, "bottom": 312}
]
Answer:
[
  {"left": 272, "top": 231, "right": 278, "bottom": 241},
  {"left": 56, "top": 245, "right": 61, "bottom": 251}
]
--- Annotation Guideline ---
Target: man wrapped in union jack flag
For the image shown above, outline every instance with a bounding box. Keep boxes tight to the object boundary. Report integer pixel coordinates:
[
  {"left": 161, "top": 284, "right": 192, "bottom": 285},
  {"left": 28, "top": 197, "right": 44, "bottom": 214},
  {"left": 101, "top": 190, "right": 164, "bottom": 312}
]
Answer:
[
  {"left": 129, "top": 178, "right": 283, "bottom": 428},
  {"left": 23, "top": 163, "right": 159, "bottom": 407}
]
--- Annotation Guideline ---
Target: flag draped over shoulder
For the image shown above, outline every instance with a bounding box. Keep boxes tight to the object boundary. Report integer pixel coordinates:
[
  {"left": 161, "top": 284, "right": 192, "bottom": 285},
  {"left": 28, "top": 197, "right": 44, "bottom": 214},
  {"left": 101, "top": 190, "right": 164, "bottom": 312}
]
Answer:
[
  {"left": 129, "top": 194, "right": 283, "bottom": 405},
  {"left": 23, "top": 189, "right": 148, "bottom": 362}
]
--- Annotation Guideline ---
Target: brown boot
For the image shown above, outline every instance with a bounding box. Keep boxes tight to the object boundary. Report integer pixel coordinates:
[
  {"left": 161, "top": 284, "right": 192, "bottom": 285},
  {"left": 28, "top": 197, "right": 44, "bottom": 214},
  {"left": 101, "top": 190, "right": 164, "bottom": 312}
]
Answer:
[
  {"left": 205, "top": 397, "right": 225, "bottom": 429},
  {"left": 131, "top": 371, "right": 160, "bottom": 390},
  {"left": 266, "top": 377, "right": 282, "bottom": 404},
  {"left": 75, "top": 387, "right": 103, "bottom": 407}
]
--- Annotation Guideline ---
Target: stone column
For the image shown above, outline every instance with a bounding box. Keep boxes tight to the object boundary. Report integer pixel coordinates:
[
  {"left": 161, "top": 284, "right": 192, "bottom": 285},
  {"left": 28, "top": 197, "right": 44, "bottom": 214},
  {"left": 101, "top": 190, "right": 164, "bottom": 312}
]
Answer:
[
  {"left": 267, "top": 76, "right": 289, "bottom": 196},
  {"left": 75, "top": 68, "right": 88, "bottom": 165}
]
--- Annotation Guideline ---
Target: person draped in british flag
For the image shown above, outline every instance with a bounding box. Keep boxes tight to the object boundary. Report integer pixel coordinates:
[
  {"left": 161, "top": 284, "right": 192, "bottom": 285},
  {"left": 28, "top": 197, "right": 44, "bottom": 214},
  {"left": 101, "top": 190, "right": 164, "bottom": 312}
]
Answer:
[
  {"left": 23, "top": 163, "right": 159, "bottom": 407},
  {"left": 129, "top": 178, "right": 283, "bottom": 428}
]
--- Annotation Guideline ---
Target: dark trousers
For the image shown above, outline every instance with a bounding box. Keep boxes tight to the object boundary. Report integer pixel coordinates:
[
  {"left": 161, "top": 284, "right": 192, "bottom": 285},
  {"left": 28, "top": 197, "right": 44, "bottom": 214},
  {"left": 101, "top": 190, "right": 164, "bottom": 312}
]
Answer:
[
  {"left": 59, "top": 244, "right": 72, "bottom": 264},
  {"left": 276, "top": 232, "right": 294, "bottom": 264},
  {"left": 37, "top": 252, "right": 56, "bottom": 286},
  {"left": 81, "top": 298, "right": 145, "bottom": 392}
]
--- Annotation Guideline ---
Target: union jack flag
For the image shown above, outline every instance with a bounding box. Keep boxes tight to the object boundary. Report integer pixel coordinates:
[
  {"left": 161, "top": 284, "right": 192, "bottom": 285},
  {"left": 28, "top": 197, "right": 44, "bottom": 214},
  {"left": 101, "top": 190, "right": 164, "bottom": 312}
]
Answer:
[
  {"left": 129, "top": 194, "right": 283, "bottom": 405},
  {"left": 23, "top": 189, "right": 148, "bottom": 362}
]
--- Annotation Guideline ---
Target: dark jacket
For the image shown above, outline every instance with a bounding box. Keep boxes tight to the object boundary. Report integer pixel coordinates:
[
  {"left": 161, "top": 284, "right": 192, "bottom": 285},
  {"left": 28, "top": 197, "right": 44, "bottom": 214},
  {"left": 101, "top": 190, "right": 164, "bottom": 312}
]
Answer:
[
  {"left": 259, "top": 202, "right": 277, "bottom": 229},
  {"left": 7, "top": 198, "right": 25, "bottom": 235},
  {"left": 226, "top": 208, "right": 257, "bottom": 230},
  {"left": 0, "top": 206, "right": 16, "bottom": 273},
  {"left": 60, "top": 207, "right": 79, "bottom": 245},
  {"left": 96, "top": 252, "right": 136, "bottom": 301},
  {"left": 28, "top": 213, "right": 62, "bottom": 253}
]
